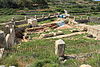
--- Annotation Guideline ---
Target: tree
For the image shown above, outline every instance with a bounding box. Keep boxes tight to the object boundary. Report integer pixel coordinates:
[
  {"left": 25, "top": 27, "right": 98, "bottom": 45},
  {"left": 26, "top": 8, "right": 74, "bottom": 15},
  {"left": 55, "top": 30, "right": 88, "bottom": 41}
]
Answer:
[{"left": 17, "top": 0, "right": 32, "bottom": 8}]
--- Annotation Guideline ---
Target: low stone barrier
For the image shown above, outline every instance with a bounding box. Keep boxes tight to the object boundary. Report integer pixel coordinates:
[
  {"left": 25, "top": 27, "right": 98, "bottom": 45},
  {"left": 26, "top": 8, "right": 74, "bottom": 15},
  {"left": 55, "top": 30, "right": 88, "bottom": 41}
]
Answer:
[
  {"left": 74, "top": 24, "right": 90, "bottom": 31},
  {"left": 75, "top": 24, "right": 100, "bottom": 40},
  {"left": 87, "top": 25, "right": 100, "bottom": 40},
  {"left": 39, "top": 31, "right": 64, "bottom": 38},
  {"left": 15, "top": 20, "right": 27, "bottom": 25}
]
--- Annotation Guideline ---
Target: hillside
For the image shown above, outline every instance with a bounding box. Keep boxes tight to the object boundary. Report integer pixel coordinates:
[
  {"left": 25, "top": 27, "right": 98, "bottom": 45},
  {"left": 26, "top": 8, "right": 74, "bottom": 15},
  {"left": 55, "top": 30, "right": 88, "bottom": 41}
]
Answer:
[{"left": 0, "top": 0, "right": 100, "bottom": 67}]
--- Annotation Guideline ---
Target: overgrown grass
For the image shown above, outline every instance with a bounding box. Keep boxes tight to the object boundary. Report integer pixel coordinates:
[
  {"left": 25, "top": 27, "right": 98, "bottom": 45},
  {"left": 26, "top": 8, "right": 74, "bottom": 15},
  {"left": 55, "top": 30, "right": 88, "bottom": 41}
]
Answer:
[
  {"left": 0, "top": 15, "right": 24, "bottom": 23},
  {"left": 29, "top": 28, "right": 72, "bottom": 38},
  {"left": 38, "top": 18, "right": 57, "bottom": 24},
  {"left": 0, "top": 31, "right": 100, "bottom": 67},
  {"left": 86, "top": 22, "right": 100, "bottom": 25}
]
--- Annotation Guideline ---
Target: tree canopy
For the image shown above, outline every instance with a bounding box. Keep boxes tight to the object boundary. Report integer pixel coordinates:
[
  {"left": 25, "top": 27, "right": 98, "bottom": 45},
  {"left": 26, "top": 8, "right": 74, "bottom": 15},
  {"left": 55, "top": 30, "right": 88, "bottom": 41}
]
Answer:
[{"left": 0, "top": 0, "right": 47, "bottom": 8}]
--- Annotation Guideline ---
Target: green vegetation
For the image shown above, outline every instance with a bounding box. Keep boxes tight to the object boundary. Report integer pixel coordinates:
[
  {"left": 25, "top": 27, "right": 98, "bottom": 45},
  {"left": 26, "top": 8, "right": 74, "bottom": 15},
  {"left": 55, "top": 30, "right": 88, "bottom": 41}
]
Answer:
[
  {"left": 29, "top": 28, "right": 72, "bottom": 38},
  {"left": 0, "top": 28, "right": 100, "bottom": 67},
  {"left": 0, "top": 0, "right": 100, "bottom": 14},
  {"left": 0, "top": 0, "right": 47, "bottom": 9},
  {"left": 87, "top": 22, "right": 100, "bottom": 25},
  {"left": 38, "top": 18, "right": 56, "bottom": 24},
  {"left": 0, "top": 0, "right": 100, "bottom": 67},
  {"left": 0, "top": 15, "right": 24, "bottom": 23}
]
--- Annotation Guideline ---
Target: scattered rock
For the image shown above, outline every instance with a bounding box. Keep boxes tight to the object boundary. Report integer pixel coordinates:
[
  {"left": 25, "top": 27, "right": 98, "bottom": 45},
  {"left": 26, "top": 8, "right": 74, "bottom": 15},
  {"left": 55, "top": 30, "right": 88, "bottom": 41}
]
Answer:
[
  {"left": 56, "top": 31, "right": 64, "bottom": 35},
  {"left": 0, "top": 48, "right": 4, "bottom": 58},
  {"left": 39, "top": 33, "right": 54, "bottom": 38},
  {"left": 9, "top": 66, "right": 16, "bottom": 67},
  {"left": 0, "top": 65, "right": 5, "bottom": 67}
]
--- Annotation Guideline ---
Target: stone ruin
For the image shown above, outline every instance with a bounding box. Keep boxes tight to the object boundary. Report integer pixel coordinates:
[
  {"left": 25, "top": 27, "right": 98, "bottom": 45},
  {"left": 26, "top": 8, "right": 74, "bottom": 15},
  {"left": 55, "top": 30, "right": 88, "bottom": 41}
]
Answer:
[
  {"left": 89, "top": 16, "right": 100, "bottom": 23},
  {"left": 74, "top": 24, "right": 90, "bottom": 31},
  {"left": 80, "top": 64, "right": 92, "bottom": 67},
  {"left": 0, "top": 24, "right": 16, "bottom": 48},
  {"left": 0, "top": 12, "right": 98, "bottom": 67},
  {"left": 0, "top": 12, "right": 99, "bottom": 50},
  {"left": 28, "top": 18, "right": 38, "bottom": 27},
  {"left": 22, "top": 33, "right": 30, "bottom": 42},
  {"left": 68, "top": 16, "right": 78, "bottom": 25},
  {"left": 87, "top": 25, "right": 100, "bottom": 40},
  {"left": 0, "top": 65, "right": 5, "bottom": 67},
  {"left": 75, "top": 24, "right": 100, "bottom": 40},
  {"left": 0, "top": 65, "right": 16, "bottom": 67},
  {"left": 39, "top": 31, "right": 64, "bottom": 38},
  {"left": 64, "top": 9, "right": 70, "bottom": 17},
  {"left": 6, "top": 29, "right": 15, "bottom": 48},
  {"left": 55, "top": 39, "right": 65, "bottom": 57},
  {"left": 0, "top": 48, "right": 4, "bottom": 58}
]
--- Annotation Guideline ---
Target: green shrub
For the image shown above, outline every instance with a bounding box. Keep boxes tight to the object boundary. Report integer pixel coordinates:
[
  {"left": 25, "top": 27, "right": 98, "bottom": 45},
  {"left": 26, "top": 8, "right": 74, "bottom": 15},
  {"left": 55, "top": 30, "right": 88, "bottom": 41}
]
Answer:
[
  {"left": 43, "top": 64, "right": 59, "bottom": 67},
  {"left": 30, "top": 59, "right": 59, "bottom": 67},
  {"left": 2, "top": 55, "right": 18, "bottom": 67}
]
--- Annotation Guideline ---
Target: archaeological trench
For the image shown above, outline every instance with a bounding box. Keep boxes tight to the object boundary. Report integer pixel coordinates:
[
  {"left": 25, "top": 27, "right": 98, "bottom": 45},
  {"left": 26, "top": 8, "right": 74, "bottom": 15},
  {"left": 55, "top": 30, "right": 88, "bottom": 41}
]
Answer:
[{"left": 0, "top": 11, "right": 100, "bottom": 67}]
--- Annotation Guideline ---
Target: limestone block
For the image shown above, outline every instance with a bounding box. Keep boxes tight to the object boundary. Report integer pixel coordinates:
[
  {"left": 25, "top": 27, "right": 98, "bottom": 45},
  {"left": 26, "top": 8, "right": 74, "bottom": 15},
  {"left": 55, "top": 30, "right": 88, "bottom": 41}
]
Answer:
[
  {"left": 55, "top": 39, "right": 65, "bottom": 57},
  {"left": 56, "top": 31, "right": 64, "bottom": 35},
  {"left": 24, "top": 16, "right": 27, "bottom": 21},
  {"left": 10, "top": 28, "right": 15, "bottom": 45},
  {"left": 39, "top": 33, "right": 54, "bottom": 38},
  {"left": 0, "top": 65, "right": 5, "bottom": 67},
  {"left": 6, "top": 28, "right": 15, "bottom": 48},
  {"left": 0, "top": 48, "right": 4, "bottom": 58},
  {"left": 80, "top": 64, "right": 92, "bottom": 67},
  {"left": 28, "top": 18, "right": 37, "bottom": 27},
  {"left": 5, "top": 34, "right": 11, "bottom": 48}
]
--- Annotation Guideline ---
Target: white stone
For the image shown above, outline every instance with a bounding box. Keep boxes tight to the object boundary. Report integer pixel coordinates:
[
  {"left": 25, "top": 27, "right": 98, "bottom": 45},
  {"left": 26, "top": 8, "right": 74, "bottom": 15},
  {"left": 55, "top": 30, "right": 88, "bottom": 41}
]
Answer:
[
  {"left": 64, "top": 9, "right": 70, "bottom": 16},
  {"left": 5, "top": 34, "right": 10, "bottom": 48},
  {"left": 64, "top": 9, "right": 68, "bottom": 14},
  {"left": 28, "top": 18, "right": 37, "bottom": 27},
  {"left": 6, "top": 29, "right": 15, "bottom": 48},
  {"left": 55, "top": 39, "right": 65, "bottom": 57},
  {"left": 56, "top": 31, "right": 64, "bottom": 35},
  {"left": 24, "top": 16, "right": 27, "bottom": 21},
  {"left": 0, "top": 48, "right": 4, "bottom": 58},
  {"left": 80, "top": 64, "right": 92, "bottom": 67},
  {"left": 55, "top": 39, "right": 65, "bottom": 45},
  {"left": 10, "top": 28, "right": 15, "bottom": 45}
]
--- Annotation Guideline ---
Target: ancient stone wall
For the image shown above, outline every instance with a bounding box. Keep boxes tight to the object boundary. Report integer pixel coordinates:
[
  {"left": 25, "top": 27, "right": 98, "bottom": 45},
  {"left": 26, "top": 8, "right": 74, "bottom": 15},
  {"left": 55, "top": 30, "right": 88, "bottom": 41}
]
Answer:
[
  {"left": 89, "top": 17, "right": 100, "bottom": 23},
  {"left": 87, "top": 25, "right": 100, "bottom": 40}
]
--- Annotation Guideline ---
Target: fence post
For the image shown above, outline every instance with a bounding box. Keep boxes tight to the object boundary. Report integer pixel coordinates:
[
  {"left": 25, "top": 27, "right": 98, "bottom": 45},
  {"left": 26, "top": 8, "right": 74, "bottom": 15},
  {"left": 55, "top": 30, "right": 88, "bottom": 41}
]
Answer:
[
  {"left": 24, "top": 16, "right": 27, "bottom": 21},
  {"left": 11, "top": 17, "right": 15, "bottom": 25},
  {"left": 48, "top": 13, "right": 51, "bottom": 18}
]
